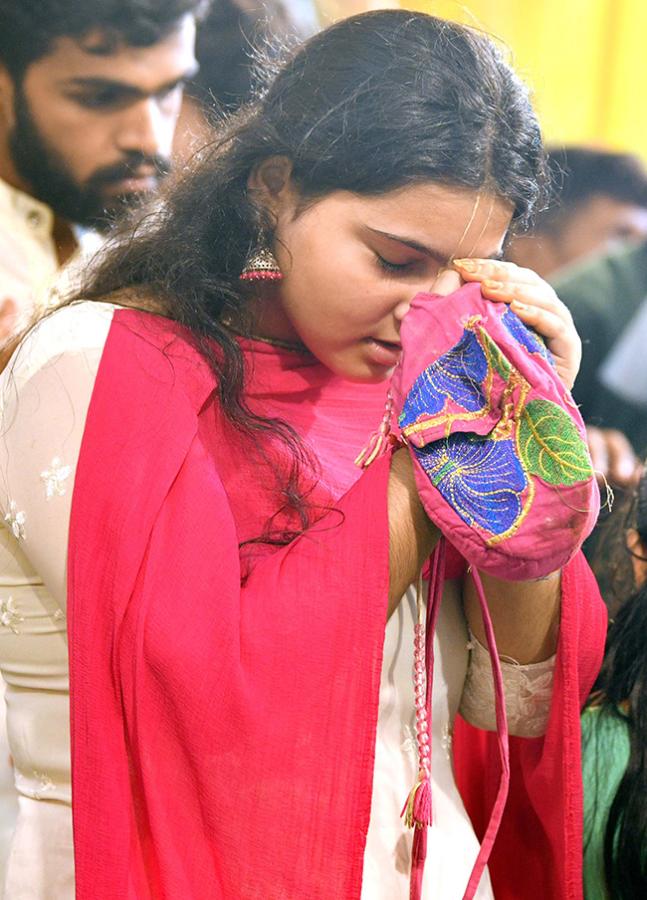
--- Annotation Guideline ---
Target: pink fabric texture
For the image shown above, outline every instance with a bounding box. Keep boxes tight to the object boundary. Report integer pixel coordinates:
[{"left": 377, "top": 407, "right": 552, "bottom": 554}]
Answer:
[
  {"left": 66, "top": 307, "right": 606, "bottom": 898},
  {"left": 391, "top": 283, "right": 599, "bottom": 581},
  {"left": 68, "top": 310, "right": 391, "bottom": 898},
  {"left": 453, "top": 552, "right": 607, "bottom": 900}
]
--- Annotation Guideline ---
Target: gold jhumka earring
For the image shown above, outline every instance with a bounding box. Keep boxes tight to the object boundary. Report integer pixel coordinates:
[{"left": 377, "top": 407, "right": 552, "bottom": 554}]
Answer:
[{"left": 239, "top": 242, "right": 283, "bottom": 282}]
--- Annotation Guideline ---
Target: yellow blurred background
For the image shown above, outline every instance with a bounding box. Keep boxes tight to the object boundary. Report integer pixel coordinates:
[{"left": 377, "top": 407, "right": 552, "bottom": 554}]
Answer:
[{"left": 316, "top": 0, "right": 647, "bottom": 161}]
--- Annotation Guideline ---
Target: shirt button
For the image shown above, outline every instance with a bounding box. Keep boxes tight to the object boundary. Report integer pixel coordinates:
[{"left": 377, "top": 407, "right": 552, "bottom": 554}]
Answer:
[{"left": 27, "top": 209, "right": 41, "bottom": 228}]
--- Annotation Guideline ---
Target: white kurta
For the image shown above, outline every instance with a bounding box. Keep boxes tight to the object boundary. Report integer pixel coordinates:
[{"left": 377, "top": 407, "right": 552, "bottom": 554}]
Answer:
[{"left": 0, "top": 303, "right": 555, "bottom": 899}]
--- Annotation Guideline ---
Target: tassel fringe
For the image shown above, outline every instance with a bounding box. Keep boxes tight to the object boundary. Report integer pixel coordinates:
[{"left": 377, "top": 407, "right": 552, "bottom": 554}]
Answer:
[
  {"left": 354, "top": 390, "right": 394, "bottom": 467},
  {"left": 402, "top": 774, "right": 432, "bottom": 828}
]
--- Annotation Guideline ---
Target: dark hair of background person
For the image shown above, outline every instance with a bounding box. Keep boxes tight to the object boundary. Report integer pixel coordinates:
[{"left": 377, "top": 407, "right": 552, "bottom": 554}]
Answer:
[
  {"left": 187, "top": 0, "right": 309, "bottom": 113},
  {"left": 66, "top": 9, "right": 548, "bottom": 539},
  {"left": 536, "top": 146, "right": 647, "bottom": 234},
  {"left": 0, "top": 0, "right": 211, "bottom": 80},
  {"left": 586, "top": 473, "right": 647, "bottom": 896}
]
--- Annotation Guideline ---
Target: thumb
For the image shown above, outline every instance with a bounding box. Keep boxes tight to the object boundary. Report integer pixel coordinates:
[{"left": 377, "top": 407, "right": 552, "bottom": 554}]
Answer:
[{"left": 429, "top": 267, "right": 462, "bottom": 297}]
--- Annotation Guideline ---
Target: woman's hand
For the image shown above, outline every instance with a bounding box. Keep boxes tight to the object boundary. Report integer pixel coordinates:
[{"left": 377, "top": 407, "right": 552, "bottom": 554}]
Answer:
[{"left": 452, "top": 258, "right": 580, "bottom": 391}]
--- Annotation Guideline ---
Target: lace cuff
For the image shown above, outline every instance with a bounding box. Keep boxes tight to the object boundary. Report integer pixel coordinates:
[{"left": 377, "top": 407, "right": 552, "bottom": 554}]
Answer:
[{"left": 459, "top": 634, "right": 555, "bottom": 738}]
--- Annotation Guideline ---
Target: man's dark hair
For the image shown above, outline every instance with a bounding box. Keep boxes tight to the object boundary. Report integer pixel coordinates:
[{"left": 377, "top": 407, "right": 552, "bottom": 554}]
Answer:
[
  {"left": 0, "top": 0, "right": 210, "bottom": 79},
  {"left": 536, "top": 146, "right": 647, "bottom": 233}
]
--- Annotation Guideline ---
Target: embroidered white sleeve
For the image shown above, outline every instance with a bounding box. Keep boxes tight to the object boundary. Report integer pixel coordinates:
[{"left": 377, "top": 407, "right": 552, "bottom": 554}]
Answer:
[
  {"left": 459, "top": 634, "right": 556, "bottom": 738},
  {"left": 0, "top": 302, "right": 115, "bottom": 609}
]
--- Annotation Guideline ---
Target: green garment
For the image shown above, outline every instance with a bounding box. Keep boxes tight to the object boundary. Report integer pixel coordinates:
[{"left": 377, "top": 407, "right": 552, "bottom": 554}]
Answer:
[
  {"left": 581, "top": 705, "right": 631, "bottom": 900},
  {"left": 552, "top": 240, "right": 647, "bottom": 452}
]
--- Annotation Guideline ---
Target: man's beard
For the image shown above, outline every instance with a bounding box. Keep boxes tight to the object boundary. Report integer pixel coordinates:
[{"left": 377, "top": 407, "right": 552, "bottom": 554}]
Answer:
[{"left": 9, "top": 87, "right": 171, "bottom": 233}]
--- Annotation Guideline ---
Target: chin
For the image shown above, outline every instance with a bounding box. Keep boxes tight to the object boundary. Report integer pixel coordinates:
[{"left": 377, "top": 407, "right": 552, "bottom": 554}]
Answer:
[{"left": 334, "top": 363, "right": 393, "bottom": 384}]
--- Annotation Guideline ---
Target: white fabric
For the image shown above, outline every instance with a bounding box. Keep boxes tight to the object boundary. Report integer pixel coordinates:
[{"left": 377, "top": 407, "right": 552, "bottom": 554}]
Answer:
[
  {"left": 0, "top": 303, "right": 113, "bottom": 898},
  {"left": 362, "top": 583, "right": 494, "bottom": 899},
  {"left": 0, "top": 177, "right": 102, "bottom": 331},
  {"left": 0, "top": 178, "right": 59, "bottom": 331},
  {"left": 461, "top": 636, "right": 555, "bottom": 738},
  {"left": 0, "top": 302, "right": 555, "bottom": 898},
  {"left": 0, "top": 177, "right": 99, "bottom": 886}
]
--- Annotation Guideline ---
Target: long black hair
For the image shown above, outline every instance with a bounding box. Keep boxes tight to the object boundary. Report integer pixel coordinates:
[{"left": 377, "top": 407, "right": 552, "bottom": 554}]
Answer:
[
  {"left": 586, "top": 471, "right": 647, "bottom": 896},
  {"left": 69, "top": 9, "right": 547, "bottom": 536}
]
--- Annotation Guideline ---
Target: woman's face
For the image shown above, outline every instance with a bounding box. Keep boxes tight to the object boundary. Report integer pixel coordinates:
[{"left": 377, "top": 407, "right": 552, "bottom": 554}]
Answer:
[{"left": 256, "top": 178, "right": 513, "bottom": 382}]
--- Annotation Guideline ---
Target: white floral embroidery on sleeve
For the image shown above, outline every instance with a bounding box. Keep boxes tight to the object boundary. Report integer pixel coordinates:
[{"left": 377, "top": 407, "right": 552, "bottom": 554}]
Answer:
[
  {"left": 40, "top": 457, "right": 72, "bottom": 499},
  {"left": 4, "top": 501, "right": 26, "bottom": 540},
  {"left": 0, "top": 596, "right": 23, "bottom": 634}
]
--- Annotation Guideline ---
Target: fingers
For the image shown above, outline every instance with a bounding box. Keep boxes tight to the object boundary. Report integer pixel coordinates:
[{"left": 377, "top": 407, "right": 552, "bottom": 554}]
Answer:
[
  {"left": 511, "top": 299, "right": 580, "bottom": 389},
  {"left": 480, "top": 279, "right": 570, "bottom": 319},
  {"left": 453, "top": 258, "right": 542, "bottom": 287},
  {"left": 452, "top": 258, "right": 580, "bottom": 390},
  {"left": 453, "top": 259, "right": 573, "bottom": 326},
  {"left": 507, "top": 298, "right": 574, "bottom": 343}
]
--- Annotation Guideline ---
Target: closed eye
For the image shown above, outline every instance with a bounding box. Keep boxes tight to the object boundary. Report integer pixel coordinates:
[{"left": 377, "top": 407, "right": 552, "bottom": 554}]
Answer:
[{"left": 375, "top": 254, "right": 412, "bottom": 274}]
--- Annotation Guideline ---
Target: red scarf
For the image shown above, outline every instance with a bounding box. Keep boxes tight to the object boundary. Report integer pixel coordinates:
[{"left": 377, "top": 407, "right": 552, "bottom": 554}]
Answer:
[{"left": 68, "top": 309, "right": 606, "bottom": 898}]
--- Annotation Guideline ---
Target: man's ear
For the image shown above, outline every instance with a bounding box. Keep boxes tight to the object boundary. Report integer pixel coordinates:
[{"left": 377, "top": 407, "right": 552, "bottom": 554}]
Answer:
[{"left": 247, "top": 156, "right": 295, "bottom": 219}]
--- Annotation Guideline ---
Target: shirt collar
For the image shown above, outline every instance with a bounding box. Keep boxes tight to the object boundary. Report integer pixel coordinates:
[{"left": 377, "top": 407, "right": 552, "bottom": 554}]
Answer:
[{"left": 0, "top": 175, "right": 54, "bottom": 238}]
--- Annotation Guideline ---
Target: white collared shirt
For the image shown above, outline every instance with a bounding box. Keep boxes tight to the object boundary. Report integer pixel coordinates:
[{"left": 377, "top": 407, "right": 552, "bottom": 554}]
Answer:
[{"left": 0, "top": 176, "right": 103, "bottom": 331}]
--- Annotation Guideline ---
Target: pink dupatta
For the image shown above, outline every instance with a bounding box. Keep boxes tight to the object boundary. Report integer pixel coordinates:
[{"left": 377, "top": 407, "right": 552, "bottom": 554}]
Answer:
[
  {"left": 68, "top": 308, "right": 606, "bottom": 898},
  {"left": 68, "top": 310, "right": 391, "bottom": 898}
]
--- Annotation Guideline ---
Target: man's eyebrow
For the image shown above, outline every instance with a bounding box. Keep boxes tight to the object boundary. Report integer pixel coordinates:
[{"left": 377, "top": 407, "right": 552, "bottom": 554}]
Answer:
[
  {"left": 60, "top": 67, "right": 199, "bottom": 98},
  {"left": 366, "top": 226, "right": 504, "bottom": 264}
]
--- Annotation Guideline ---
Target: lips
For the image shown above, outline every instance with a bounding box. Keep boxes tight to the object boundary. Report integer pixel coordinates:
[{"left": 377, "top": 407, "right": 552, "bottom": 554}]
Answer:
[{"left": 364, "top": 336, "right": 402, "bottom": 368}]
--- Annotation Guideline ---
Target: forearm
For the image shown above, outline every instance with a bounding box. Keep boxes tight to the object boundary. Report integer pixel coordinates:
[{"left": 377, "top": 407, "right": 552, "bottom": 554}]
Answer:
[
  {"left": 387, "top": 449, "right": 439, "bottom": 616},
  {"left": 462, "top": 568, "right": 561, "bottom": 664}
]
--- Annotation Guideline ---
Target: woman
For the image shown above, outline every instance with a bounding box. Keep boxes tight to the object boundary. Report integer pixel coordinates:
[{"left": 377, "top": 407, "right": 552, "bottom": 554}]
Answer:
[
  {"left": 0, "top": 10, "right": 605, "bottom": 899},
  {"left": 582, "top": 472, "right": 647, "bottom": 898}
]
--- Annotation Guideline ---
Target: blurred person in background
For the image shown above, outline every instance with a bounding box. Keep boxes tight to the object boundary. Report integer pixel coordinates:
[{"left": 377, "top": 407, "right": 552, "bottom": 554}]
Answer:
[
  {"left": 0, "top": 0, "right": 207, "bottom": 343},
  {"left": 581, "top": 468, "right": 647, "bottom": 898},
  {"left": 553, "top": 232, "right": 647, "bottom": 462},
  {"left": 510, "top": 147, "right": 647, "bottom": 491},
  {"left": 508, "top": 146, "right": 647, "bottom": 280},
  {"left": 174, "top": 0, "right": 319, "bottom": 159},
  {"left": 0, "top": 0, "right": 206, "bottom": 890}
]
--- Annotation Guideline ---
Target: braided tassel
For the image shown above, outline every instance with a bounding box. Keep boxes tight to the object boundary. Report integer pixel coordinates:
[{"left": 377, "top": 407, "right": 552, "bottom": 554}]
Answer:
[
  {"left": 404, "top": 541, "right": 446, "bottom": 900},
  {"left": 401, "top": 576, "right": 432, "bottom": 829},
  {"left": 354, "top": 390, "right": 394, "bottom": 468}
]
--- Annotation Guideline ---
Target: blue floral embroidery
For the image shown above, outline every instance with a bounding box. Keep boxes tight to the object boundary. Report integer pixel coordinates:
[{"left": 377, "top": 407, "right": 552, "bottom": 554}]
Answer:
[
  {"left": 502, "top": 308, "right": 554, "bottom": 367},
  {"left": 413, "top": 433, "right": 527, "bottom": 535},
  {"left": 398, "top": 330, "right": 488, "bottom": 429}
]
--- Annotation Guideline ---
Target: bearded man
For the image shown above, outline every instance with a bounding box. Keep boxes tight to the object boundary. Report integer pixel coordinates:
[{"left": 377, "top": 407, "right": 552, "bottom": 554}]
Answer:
[
  {"left": 0, "top": 0, "right": 208, "bottom": 882},
  {"left": 0, "top": 0, "right": 208, "bottom": 338}
]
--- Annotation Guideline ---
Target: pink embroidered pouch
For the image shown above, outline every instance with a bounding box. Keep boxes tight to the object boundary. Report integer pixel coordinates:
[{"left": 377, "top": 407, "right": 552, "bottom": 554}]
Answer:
[{"left": 391, "top": 283, "right": 599, "bottom": 581}]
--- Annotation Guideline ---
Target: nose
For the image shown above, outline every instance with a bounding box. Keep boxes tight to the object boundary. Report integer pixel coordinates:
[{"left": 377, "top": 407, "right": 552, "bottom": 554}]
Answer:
[
  {"left": 393, "top": 268, "right": 464, "bottom": 326},
  {"left": 393, "top": 299, "right": 412, "bottom": 322},
  {"left": 116, "top": 97, "right": 174, "bottom": 160}
]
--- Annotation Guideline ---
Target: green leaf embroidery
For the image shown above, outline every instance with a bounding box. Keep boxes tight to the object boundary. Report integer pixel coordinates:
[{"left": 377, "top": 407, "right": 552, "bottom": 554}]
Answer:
[
  {"left": 518, "top": 398, "right": 593, "bottom": 486},
  {"left": 478, "top": 327, "right": 511, "bottom": 381}
]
